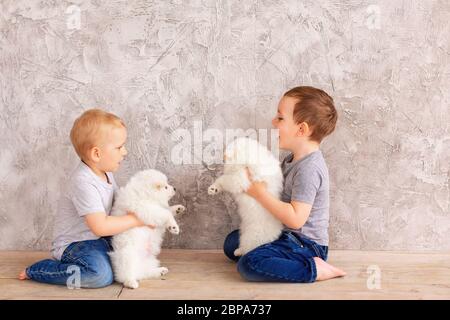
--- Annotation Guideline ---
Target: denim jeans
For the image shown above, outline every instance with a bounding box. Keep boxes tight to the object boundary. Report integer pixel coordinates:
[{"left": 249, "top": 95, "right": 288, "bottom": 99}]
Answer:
[
  {"left": 223, "top": 229, "right": 328, "bottom": 283},
  {"left": 26, "top": 237, "right": 114, "bottom": 288}
]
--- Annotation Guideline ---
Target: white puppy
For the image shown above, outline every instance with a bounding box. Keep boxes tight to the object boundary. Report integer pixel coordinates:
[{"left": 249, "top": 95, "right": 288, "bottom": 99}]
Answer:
[
  {"left": 109, "top": 169, "right": 185, "bottom": 289},
  {"left": 208, "top": 137, "right": 284, "bottom": 256}
]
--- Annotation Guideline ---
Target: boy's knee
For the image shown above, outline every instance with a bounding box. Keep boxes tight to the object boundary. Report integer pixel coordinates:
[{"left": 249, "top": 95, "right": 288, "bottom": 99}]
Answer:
[
  {"left": 83, "top": 258, "right": 114, "bottom": 288},
  {"left": 236, "top": 254, "right": 258, "bottom": 281},
  {"left": 84, "top": 270, "right": 114, "bottom": 288},
  {"left": 84, "top": 276, "right": 113, "bottom": 288}
]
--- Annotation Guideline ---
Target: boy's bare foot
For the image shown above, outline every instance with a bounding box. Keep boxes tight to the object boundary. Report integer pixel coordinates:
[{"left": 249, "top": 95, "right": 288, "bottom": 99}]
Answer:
[
  {"left": 18, "top": 270, "right": 29, "bottom": 280},
  {"left": 314, "top": 257, "right": 346, "bottom": 281}
]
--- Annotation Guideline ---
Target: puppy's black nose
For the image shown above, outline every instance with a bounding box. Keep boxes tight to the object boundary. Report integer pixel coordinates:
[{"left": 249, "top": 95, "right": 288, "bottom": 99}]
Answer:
[{"left": 173, "top": 187, "right": 177, "bottom": 192}]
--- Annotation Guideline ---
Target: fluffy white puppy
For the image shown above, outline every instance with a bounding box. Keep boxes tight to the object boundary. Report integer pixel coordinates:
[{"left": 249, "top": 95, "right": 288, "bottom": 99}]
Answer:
[
  {"left": 109, "top": 169, "right": 185, "bottom": 289},
  {"left": 208, "top": 137, "right": 284, "bottom": 256}
]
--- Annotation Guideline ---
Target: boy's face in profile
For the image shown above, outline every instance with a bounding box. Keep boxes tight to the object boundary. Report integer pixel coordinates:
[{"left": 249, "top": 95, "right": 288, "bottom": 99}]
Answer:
[
  {"left": 272, "top": 96, "right": 302, "bottom": 151},
  {"left": 93, "top": 125, "right": 128, "bottom": 173}
]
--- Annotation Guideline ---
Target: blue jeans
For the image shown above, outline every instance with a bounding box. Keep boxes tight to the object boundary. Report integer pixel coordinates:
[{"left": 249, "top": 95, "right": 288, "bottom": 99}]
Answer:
[
  {"left": 224, "top": 229, "right": 328, "bottom": 283},
  {"left": 26, "top": 237, "right": 114, "bottom": 288}
]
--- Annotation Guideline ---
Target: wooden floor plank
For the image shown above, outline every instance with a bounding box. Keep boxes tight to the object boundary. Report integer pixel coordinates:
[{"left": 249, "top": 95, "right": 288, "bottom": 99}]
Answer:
[
  {"left": 1, "top": 250, "right": 449, "bottom": 300},
  {"left": 0, "top": 279, "right": 122, "bottom": 300}
]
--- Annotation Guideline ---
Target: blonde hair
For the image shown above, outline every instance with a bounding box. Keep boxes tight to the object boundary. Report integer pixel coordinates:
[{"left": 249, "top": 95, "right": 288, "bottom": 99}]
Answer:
[{"left": 70, "top": 109, "right": 125, "bottom": 160}]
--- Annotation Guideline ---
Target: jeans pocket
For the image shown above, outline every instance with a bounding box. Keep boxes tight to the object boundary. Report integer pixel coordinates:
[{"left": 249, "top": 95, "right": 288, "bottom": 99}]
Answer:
[
  {"left": 295, "top": 236, "right": 325, "bottom": 258},
  {"left": 62, "top": 241, "right": 89, "bottom": 264},
  {"left": 285, "top": 232, "right": 304, "bottom": 249},
  {"left": 61, "top": 242, "right": 78, "bottom": 261}
]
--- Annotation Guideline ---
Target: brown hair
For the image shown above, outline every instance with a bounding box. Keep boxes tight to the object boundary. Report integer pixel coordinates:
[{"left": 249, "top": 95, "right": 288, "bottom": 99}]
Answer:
[
  {"left": 284, "top": 86, "right": 337, "bottom": 143},
  {"left": 70, "top": 109, "right": 125, "bottom": 160}
]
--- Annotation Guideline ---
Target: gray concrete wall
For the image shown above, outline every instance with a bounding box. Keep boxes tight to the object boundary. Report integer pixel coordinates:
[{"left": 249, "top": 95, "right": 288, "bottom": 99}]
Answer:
[{"left": 0, "top": 0, "right": 449, "bottom": 251}]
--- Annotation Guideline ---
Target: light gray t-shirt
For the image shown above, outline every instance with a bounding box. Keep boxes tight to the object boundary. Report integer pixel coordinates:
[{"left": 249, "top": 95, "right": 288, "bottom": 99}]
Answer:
[
  {"left": 281, "top": 150, "right": 330, "bottom": 246},
  {"left": 51, "top": 161, "right": 118, "bottom": 260}
]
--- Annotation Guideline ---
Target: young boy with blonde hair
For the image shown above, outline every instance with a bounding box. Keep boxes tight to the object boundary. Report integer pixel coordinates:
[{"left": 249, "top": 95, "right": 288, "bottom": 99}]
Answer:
[
  {"left": 19, "top": 109, "right": 153, "bottom": 288},
  {"left": 224, "top": 86, "right": 346, "bottom": 282}
]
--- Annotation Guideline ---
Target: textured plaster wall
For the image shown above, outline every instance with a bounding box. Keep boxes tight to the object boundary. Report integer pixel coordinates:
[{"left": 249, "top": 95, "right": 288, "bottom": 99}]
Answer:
[{"left": 0, "top": 0, "right": 449, "bottom": 251}]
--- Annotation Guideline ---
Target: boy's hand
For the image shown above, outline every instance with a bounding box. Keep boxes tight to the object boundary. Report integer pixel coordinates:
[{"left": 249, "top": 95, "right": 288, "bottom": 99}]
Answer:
[
  {"left": 245, "top": 167, "right": 267, "bottom": 199},
  {"left": 127, "top": 211, "right": 156, "bottom": 229}
]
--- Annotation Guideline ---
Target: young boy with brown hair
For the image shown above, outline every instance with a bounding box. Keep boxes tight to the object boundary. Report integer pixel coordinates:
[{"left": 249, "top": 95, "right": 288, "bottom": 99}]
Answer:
[{"left": 224, "top": 86, "right": 346, "bottom": 282}]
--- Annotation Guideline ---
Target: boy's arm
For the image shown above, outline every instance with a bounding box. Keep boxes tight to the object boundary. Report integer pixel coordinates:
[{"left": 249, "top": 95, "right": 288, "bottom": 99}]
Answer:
[
  {"left": 246, "top": 182, "right": 312, "bottom": 229},
  {"left": 71, "top": 181, "right": 153, "bottom": 237},
  {"left": 245, "top": 168, "right": 312, "bottom": 229},
  {"left": 84, "top": 211, "right": 146, "bottom": 237}
]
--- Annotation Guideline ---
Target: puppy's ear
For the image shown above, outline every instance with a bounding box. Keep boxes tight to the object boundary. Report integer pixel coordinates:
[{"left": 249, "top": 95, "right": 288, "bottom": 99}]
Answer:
[{"left": 154, "top": 183, "right": 162, "bottom": 190}]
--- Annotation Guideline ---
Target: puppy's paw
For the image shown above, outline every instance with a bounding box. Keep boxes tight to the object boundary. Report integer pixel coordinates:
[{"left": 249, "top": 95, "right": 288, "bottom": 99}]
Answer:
[
  {"left": 208, "top": 184, "right": 220, "bottom": 195},
  {"left": 124, "top": 279, "right": 139, "bottom": 289},
  {"left": 234, "top": 248, "right": 244, "bottom": 257},
  {"left": 146, "top": 267, "right": 169, "bottom": 279},
  {"left": 172, "top": 205, "right": 186, "bottom": 216},
  {"left": 158, "top": 267, "right": 169, "bottom": 276},
  {"left": 167, "top": 223, "right": 180, "bottom": 235}
]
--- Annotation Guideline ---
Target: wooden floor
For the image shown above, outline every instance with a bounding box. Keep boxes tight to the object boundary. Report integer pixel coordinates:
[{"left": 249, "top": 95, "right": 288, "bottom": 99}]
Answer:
[{"left": 1, "top": 250, "right": 449, "bottom": 299}]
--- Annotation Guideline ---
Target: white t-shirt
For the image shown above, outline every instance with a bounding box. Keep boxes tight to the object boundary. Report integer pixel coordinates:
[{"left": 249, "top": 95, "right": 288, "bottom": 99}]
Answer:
[{"left": 51, "top": 161, "right": 118, "bottom": 260}]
